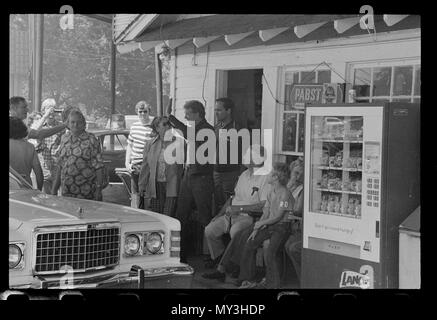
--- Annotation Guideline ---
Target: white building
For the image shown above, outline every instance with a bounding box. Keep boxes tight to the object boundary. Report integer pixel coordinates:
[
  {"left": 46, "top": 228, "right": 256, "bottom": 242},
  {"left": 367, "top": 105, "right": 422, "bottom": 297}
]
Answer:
[{"left": 114, "top": 14, "right": 420, "bottom": 163}]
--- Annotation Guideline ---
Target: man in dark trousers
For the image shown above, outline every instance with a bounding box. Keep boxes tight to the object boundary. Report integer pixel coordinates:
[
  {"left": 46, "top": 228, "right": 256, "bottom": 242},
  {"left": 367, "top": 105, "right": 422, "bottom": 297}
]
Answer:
[
  {"left": 167, "top": 100, "right": 215, "bottom": 262},
  {"left": 213, "top": 98, "right": 242, "bottom": 214}
]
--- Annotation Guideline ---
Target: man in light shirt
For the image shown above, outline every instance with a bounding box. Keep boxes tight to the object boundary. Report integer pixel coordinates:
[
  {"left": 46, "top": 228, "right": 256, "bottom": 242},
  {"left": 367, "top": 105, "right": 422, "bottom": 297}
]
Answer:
[
  {"left": 202, "top": 145, "right": 271, "bottom": 274},
  {"left": 9, "top": 96, "right": 66, "bottom": 140}
]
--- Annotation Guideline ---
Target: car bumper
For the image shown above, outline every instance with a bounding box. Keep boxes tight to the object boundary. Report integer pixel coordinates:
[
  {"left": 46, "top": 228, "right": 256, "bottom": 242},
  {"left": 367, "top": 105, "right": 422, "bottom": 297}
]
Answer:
[{"left": 12, "top": 264, "right": 194, "bottom": 289}]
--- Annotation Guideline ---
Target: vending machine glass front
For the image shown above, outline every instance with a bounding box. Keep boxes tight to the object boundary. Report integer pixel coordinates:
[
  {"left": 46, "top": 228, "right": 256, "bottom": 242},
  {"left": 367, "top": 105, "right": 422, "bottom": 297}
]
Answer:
[{"left": 303, "top": 106, "right": 383, "bottom": 263}]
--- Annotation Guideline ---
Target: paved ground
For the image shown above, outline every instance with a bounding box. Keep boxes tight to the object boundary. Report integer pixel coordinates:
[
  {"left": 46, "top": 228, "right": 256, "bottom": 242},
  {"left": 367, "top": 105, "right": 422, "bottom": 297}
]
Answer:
[
  {"left": 186, "top": 255, "right": 300, "bottom": 289},
  {"left": 187, "top": 255, "right": 240, "bottom": 289}
]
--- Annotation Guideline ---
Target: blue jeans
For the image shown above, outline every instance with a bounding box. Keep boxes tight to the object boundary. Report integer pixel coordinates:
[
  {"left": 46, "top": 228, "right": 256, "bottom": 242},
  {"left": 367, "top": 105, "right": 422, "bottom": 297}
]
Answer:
[{"left": 239, "top": 223, "right": 290, "bottom": 288}]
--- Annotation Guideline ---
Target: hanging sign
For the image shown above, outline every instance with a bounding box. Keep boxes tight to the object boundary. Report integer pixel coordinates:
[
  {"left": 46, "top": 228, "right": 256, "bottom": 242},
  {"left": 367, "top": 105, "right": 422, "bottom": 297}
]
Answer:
[{"left": 285, "top": 83, "right": 344, "bottom": 110}]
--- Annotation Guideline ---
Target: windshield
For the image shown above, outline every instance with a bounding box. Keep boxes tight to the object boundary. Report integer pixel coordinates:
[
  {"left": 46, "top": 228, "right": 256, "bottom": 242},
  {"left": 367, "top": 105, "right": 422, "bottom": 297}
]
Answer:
[{"left": 9, "top": 168, "right": 33, "bottom": 190}]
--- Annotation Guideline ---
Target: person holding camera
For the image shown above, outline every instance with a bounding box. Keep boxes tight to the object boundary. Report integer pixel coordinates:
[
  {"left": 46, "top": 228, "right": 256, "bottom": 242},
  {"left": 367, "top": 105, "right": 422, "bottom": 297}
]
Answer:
[{"left": 35, "top": 99, "right": 66, "bottom": 194}]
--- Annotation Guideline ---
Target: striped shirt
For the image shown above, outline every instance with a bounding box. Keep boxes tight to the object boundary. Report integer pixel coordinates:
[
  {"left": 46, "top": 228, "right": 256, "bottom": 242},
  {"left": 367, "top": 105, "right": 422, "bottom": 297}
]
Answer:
[{"left": 128, "top": 120, "right": 155, "bottom": 165}]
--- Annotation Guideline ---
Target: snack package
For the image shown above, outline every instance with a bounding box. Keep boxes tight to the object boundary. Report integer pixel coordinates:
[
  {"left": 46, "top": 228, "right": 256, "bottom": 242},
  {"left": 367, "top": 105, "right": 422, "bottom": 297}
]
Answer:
[
  {"left": 328, "top": 178, "right": 336, "bottom": 189},
  {"left": 327, "top": 196, "right": 335, "bottom": 212},
  {"left": 334, "top": 152, "right": 343, "bottom": 167},
  {"left": 321, "top": 196, "right": 328, "bottom": 212},
  {"left": 347, "top": 199, "right": 355, "bottom": 215},
  {"left": 354, "top": 200, "right": 361, "bottom": 217},
  {"left": 335, "top": 178, "right": 342, "bottom": 190},
  {"left": 344, "top": 157, "right": 353, "bottom": 169},
  {"left": 341, "top": 202, "right": 348, "bottom": 215},
  {"left": 342, "top": 180, "right": 350, "bottom": 191},
  {"left": 355, "top": 180, "right": 362, "bottom": 192},
  {"left": 350, "top": 180, "right": 357, "bottom": 192},
  {"left": 334, "top": 196, "right": 341, "bottom": 213},
  {"left": 356, "top": 156, "right": 362, "bottom": 169},
  {"left": 321, "top": 174, "right": 328, "bottom": 188},
  {"left": 329, "top": 156, "right": 335, "bottom": 167}
]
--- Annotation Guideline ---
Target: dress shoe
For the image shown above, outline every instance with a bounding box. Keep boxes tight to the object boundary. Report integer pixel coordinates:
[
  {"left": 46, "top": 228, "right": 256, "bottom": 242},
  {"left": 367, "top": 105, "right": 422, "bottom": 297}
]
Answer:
[{"left": 204, "top": 254, "right": 222, "bottom": 269}]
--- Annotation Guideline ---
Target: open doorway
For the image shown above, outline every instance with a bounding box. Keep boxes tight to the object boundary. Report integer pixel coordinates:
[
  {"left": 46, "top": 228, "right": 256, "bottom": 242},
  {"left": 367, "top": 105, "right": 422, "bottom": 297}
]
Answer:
[{"left": 215, "top": 69, "right": 263, "bottom": 131}]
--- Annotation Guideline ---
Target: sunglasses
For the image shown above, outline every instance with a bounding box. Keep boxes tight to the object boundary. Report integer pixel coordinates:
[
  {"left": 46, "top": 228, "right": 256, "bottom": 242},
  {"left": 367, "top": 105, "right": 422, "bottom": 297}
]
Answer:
[{"left": 138, "top": 110, "right": 149, "bottom": 114}]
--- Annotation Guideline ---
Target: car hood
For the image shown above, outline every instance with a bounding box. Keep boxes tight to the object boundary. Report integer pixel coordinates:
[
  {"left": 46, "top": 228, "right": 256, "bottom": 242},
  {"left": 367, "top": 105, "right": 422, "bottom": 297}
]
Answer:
[{"left": 9, "top": 190, "right": 161, "bottom": 226}]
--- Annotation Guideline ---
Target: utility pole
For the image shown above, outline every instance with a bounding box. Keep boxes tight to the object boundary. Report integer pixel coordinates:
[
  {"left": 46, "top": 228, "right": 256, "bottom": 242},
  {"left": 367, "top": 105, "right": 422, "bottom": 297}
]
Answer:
[
  {"left": 110, "top": 40, "right": 116, "bottom": 115},
  {"left": 155, "top": 47, "right": 163, "bottom": 116},
  {"left": 32, "top": 14, "right": 44, "bottom": 112}
]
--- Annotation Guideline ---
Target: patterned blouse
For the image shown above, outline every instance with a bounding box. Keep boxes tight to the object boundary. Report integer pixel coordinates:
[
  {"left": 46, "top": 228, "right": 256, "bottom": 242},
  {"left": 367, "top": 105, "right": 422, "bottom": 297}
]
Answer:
[{"left": 57, "top": 131, "right": 104, "bottom": 200}]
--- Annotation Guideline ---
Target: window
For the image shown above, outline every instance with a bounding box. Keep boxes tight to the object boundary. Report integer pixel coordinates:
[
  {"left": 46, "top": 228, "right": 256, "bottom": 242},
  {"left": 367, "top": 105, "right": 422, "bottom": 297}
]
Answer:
[
  {"left": 280, "top": 69, "right": 332, "bottom": 155},
  {"left": 351, "top": 61, "right": 420, "bottom": 103},
  {"left": 102, "top": 134, "right": 128, "bottom": 151}
]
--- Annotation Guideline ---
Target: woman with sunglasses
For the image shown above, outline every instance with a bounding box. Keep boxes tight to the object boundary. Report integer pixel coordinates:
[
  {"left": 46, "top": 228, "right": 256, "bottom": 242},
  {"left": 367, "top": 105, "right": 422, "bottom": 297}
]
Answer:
[
  {"left": 125, "top": 101, "right": 155, "bottom": 207},
  {"left": 138, "top": 116, "right": 183, "bottom": 216}
]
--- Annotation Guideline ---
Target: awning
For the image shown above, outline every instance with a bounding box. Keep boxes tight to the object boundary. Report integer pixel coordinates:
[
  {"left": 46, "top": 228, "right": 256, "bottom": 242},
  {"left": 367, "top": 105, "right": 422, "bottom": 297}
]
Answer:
[{"left": 117, "top": 14, "right": 420, "bottom": 54}]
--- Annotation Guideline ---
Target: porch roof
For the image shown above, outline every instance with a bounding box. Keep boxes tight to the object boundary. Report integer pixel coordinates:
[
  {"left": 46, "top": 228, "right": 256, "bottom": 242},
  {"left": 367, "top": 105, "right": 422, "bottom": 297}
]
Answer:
[{"left": 117, "top": 14, "right": 420, "bottom": 54}]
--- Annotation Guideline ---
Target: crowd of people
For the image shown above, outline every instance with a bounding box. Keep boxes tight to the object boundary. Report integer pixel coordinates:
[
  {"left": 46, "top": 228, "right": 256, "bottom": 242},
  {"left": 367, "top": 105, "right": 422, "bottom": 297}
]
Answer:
[{"left": 9, "top": 95, "right": 304, "bottom": 289}]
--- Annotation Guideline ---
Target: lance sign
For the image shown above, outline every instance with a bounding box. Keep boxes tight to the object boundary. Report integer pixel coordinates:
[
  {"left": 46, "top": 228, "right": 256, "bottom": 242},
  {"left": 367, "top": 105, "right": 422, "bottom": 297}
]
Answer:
[
  {"left": 285, "top": 83, "right": 344, "bottom": 110},
  {"left": 339, "top": 265, "right": 374, "bottom": 289}
]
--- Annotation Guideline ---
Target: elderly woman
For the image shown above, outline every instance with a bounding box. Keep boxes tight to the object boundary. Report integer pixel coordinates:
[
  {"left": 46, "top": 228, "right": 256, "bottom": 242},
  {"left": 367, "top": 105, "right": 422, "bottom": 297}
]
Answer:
[
  {"left": 9, "top": 117, "right": 43, "bottom": 190},
  {"left": 138, "top": 116, "right": 183, "bottom": 215},
  {"left": 51, "top": 109, "right": 104, "bottom": 200}
]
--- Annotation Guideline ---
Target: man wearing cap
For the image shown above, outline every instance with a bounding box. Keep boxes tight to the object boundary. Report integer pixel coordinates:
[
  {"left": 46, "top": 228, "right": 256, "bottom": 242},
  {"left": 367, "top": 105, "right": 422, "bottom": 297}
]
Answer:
[
  {"left": 125, "top": 101, "right": 155, "bottom": 207},
  {"left": 9, "top": 96, "right": 67, "bottom": 140}
]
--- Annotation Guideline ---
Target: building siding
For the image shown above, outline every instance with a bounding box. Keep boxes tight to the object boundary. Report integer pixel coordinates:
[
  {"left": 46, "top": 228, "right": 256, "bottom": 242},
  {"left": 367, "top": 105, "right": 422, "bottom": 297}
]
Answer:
[{"left": 171, "top": 30, "right": 420, "bottom": 155}]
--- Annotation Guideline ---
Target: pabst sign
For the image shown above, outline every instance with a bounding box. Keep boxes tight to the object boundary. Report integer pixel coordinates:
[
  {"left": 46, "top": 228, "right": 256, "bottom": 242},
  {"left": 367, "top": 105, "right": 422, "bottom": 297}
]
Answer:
[{"left": 285, "top": 83, "right": 344, "bottom": 110}]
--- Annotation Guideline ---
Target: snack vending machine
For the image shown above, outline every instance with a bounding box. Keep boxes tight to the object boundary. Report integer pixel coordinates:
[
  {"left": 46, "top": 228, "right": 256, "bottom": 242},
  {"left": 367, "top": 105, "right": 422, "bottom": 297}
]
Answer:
[{"left": 301, "top": 103, "right": 420, "bottom": 288}]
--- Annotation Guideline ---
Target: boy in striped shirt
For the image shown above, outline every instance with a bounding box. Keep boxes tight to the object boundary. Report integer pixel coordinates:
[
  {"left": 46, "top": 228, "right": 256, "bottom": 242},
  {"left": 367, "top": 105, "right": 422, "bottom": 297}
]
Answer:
[{"left": 125, "top": 101, "right": 155, "bottom": 206}]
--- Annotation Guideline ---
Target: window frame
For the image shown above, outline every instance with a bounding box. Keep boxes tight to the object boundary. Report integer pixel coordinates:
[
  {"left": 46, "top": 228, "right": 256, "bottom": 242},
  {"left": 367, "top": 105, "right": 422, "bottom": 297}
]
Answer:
[
  {"left": 347, "top": 58, "right": 421, "bottom": 103},
  {"left": 102, "top": 133, "right": 128, "bottom": 152},
  {"left": 278, "top": 66, "right": 332, "bottom": 156}
]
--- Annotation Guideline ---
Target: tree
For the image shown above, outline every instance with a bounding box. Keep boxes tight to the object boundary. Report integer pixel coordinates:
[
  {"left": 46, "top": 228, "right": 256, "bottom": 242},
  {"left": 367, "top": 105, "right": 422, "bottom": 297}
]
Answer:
[{"left": 42, "top": 14, "right": 163, "bottom": 123}]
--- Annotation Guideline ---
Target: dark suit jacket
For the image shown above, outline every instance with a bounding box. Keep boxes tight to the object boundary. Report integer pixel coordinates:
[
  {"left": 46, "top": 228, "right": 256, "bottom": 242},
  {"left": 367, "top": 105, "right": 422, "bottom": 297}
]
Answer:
[{"left": 168, "top": 115, "right": 214, "bottom": 176}]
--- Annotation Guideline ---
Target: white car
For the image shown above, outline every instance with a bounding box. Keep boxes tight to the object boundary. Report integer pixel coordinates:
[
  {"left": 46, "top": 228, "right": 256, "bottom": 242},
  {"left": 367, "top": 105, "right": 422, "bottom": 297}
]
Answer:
[{"left": 9, "top": 167, "right": 193, "bottom": 289}]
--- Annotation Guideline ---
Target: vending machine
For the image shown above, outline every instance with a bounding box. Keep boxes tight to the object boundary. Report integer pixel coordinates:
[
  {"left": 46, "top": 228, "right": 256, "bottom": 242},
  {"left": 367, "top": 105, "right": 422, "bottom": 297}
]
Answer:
[{"left": 301, "top": 102, "right": 420, "bottom": 288}]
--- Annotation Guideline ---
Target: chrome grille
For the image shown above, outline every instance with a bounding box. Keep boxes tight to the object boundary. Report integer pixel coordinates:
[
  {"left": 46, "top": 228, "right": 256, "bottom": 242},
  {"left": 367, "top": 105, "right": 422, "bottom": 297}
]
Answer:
[{"left": 35, "top": 226, "right": 120, "bottom": 274}]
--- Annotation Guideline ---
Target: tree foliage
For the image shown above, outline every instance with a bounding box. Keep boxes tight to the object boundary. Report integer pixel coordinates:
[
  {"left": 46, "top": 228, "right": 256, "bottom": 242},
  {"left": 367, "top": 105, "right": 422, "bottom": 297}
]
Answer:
[{"left": 11, "top": 14, "right": 170, "bottom": 124}]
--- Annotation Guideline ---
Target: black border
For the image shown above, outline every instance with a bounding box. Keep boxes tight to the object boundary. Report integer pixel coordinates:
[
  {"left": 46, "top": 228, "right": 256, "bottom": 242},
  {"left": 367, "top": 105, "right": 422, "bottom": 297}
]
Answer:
[{"left": 4, "top": 2, "right": 430, "bottom": 314}]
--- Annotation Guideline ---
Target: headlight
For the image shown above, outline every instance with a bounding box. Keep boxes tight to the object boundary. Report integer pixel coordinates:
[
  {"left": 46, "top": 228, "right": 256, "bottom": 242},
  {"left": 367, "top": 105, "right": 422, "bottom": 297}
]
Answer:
[
  {"left": 124, "top": 234, "right": 140, "bottom": 255},
  {"left": 9, "top": 244, "right": 23, "bottom": 269},
  {"left": 145, "top": 232, "right": 163, "bottom": 254}
]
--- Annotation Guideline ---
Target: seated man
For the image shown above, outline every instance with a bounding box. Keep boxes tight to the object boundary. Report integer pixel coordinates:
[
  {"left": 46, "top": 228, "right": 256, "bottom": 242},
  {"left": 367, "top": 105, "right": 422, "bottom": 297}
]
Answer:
[{"left": 202, "top": 145, "right": 271, "bottom": 278}]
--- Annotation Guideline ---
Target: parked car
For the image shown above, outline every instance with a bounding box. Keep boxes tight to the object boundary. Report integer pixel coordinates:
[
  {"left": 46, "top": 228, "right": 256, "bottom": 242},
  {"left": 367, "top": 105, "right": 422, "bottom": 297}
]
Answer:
[
  {"left": 125, "top": 115, "right": 138, "bottom": 130},
  {"left": 89, "top": 129, "right": 130, "bottom": 183},
  {"left": 9, "top": 166, "right": 193, "bottom": 289}
]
